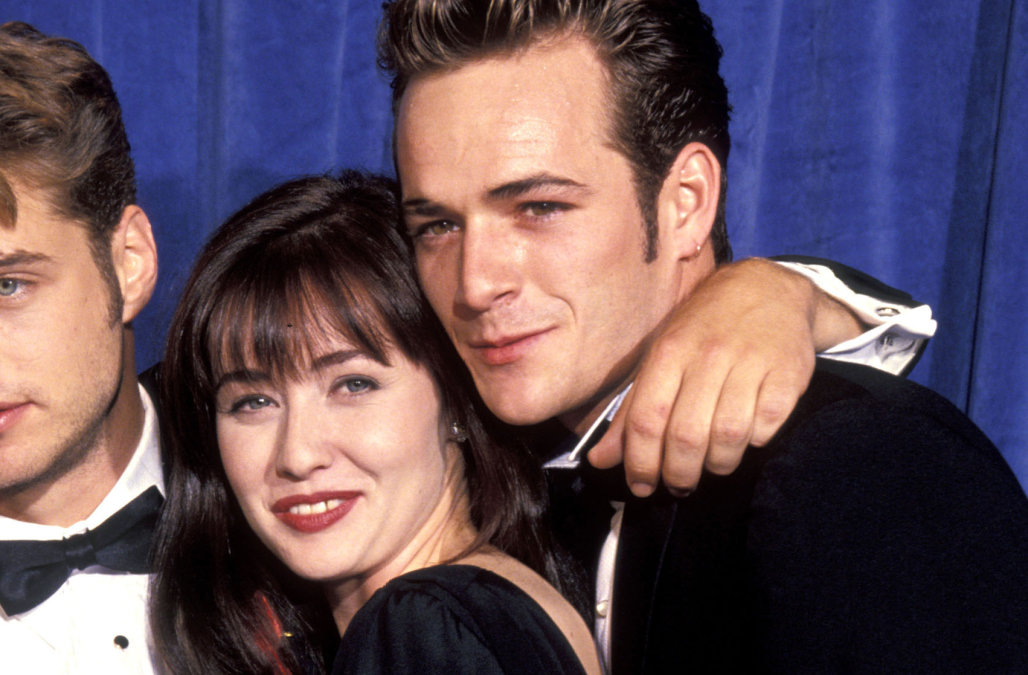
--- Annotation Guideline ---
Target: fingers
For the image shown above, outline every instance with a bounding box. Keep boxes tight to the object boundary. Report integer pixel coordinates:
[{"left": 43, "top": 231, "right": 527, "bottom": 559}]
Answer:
[
  {"left": 588, "top": 353, "right": 814, "bottom": 497},
  {"left": 696, "top": 363, "right": 757, "bottom": 475},
  {"left": 747, "top": 357, "right": 813, "bottom": 446},
  {"left": 591, "top": 369, "right": 683, "bottom": 497},
  {"left": 652, "top": 361, "right": 722, "bottom": 495}
]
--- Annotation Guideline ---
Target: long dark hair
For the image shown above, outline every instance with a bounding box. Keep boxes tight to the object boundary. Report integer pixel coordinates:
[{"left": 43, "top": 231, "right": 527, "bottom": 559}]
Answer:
[{"left": 150, "top": 171, "right": 559, "bottom": 673}]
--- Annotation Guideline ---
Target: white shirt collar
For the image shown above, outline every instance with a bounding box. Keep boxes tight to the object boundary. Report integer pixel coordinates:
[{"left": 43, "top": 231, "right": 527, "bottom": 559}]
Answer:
[
  {"left": 0, "top": 383, "right": 164, "bottom": 541},
  {"left": 543, "top": 382, "right": 633, "bottom": 470}
]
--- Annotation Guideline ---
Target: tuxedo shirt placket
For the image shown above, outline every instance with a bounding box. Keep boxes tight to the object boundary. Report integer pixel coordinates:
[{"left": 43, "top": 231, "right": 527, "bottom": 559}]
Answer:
[
  {"left": 543, "top": 386, "right": 632, "bottom": 674},
  {"left": 0, "top": 385, "right": 164, "bottom": 675}
]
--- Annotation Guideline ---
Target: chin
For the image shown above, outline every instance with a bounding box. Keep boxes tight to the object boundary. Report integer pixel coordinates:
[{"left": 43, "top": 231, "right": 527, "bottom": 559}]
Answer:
[{"left": 483, "top": 394, "right": 557, "bottom": 427}]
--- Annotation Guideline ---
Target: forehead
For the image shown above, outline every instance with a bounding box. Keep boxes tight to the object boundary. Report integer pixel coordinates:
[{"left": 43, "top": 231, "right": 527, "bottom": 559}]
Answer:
[
  {"left": 0, "top": 181, "right": 89, "bottom": 255},
  {"left": 208, "top": 294, "right": 396, "bottom": 381},
  {"left": 395, "top": 36, "right": 618, "bottom": 195}
]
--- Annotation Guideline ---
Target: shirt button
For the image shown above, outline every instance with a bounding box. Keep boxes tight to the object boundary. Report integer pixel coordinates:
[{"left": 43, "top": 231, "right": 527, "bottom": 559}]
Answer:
[
  {"left": 876, "top": 306, "right": 900, "bottom": 317},
  {"left": 596, "top": 600, "right": 610, "bottom": 618},
  {"left": 879, "top": 333, "right": 895, "bottom": 347}
]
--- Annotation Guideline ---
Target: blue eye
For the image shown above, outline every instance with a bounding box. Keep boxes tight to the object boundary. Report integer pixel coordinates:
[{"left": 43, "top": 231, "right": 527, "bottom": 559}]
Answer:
[
  {"left": 0, "top": 278, "right": 23, "bottom": 297},
  {"left": 229, "top": 395, "right": 275, "bottom": 413},
  {"left": 337, "top": 377, "right": 378, "bottom": 394}
]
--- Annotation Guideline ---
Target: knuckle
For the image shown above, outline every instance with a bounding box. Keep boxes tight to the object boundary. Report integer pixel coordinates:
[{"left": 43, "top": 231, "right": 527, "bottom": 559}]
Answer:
[
  {"left": 666, "top": 421, "right": 707, "bottom": 453},
  {"left": 626, "top": 409, "right": 668, "bottom": 442},
  {"left": 754, "top": 384, "right": 802, "bottom": 428},
  {"left": 694, "top": 336, "right": 732, "bottom": 363},
  {"left": 705, "top": 448, "right": 743, "bottom": 475},
  {"left": 647, "top": 336, "right": 688, "bottom": 368},
  {"left": 711, "top": 415, "right": 750, "bottom": 446},
  {"left": 754, "top": 397, "right": 791, "bottom": 426}
]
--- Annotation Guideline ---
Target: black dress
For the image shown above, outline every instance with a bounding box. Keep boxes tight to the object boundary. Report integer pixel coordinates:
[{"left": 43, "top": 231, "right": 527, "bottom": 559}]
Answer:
[{"left": 331, "top": 565, "right": 588, "bottom": 674}]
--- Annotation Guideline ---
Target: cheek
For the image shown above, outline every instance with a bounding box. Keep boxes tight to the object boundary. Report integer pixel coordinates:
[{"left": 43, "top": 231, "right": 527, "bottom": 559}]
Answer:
[
  {"left": 376, "top": 401, "right": 450, "bottom": 492},
  {"left": 216, "top": 424, "right": 268, "bottom": 504},
  {"left": 416, "top": 254, "right": 457, "bottom": 319}
]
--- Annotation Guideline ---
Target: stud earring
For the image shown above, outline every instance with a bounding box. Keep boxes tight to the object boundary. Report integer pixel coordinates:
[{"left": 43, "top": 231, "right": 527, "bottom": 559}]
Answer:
[{"left": 449, "top": 422, "right": 468, "bottom": 443}]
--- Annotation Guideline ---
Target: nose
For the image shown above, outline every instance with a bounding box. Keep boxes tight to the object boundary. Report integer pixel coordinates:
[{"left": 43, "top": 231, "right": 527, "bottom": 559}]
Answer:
[
  {"left": 455, "top": 220, "right": 521, "bottom": 312},
  {"left": 274, "top": 403, "right": 334, "bottom": 480}
]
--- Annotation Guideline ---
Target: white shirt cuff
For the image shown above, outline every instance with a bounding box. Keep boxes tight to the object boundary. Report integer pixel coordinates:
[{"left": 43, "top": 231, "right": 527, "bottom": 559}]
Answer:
[{"left": 774, "top": 261, "right": 938, "bottom": 375}]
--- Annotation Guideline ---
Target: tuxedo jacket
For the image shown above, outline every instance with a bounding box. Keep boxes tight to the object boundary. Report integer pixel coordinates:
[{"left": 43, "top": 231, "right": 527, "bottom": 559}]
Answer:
[{"left": 602, "top": 359, "right": 1028, "bottom": 674}]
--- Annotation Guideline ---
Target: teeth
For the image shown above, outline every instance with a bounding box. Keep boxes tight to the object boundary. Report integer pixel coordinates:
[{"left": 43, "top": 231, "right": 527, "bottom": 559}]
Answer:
[{"left": 288, "top": 498, "right": 343, "bottom": 516}]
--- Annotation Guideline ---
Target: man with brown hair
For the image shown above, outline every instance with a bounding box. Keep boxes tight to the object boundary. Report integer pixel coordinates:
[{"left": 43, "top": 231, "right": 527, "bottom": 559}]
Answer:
[
  {"left": 381, "top": 1, "right": 1028, "bottom": 672},
  {"left": 0, "top": 22, "right": 161, "bottom": 673}
]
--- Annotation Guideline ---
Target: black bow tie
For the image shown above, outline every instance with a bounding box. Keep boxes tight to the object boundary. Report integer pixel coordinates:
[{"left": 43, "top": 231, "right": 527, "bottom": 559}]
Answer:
[{"left": 0, "top": 486, "right": 163, "bottom": 616}]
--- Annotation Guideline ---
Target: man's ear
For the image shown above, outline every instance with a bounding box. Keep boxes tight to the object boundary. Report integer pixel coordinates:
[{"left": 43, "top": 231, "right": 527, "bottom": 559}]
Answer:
[
  {"left": 655, "top": 142, "right": 720, "bottom": 260},
  {"left": 110, "top": 205, "right": 158, "bottom": 324}
]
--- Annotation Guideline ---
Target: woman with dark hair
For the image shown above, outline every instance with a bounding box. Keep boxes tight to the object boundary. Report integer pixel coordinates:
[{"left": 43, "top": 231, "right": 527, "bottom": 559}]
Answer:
[{"left": 148, "top": 171, "right": 600, "bottom": 674}]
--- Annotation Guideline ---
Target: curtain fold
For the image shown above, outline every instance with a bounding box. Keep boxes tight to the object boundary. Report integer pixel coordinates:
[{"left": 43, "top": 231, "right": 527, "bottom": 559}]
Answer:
[{"left": 4, "top": 1, "right": 1025, "bottom": 488}]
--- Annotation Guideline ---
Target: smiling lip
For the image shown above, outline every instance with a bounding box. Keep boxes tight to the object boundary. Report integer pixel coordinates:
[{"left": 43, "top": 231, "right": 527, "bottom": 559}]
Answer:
[
  {"left": 0, "top": 403, "right": 29, "bottom": 435},
  {"left": 271, "top": 491, "right": 361, "bottom": 533},
  {"left": 469, "top": 329, "right": 552, "bottom": 366}
]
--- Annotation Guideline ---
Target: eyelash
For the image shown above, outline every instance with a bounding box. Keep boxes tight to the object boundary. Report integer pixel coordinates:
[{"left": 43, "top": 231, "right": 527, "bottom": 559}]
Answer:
[
  {"left": 409, "top": 200, "right": 572, "bottom": 239},
  {"left": 334, "top": 376, "right": 379, "bottom": 395},
  {"left": 521, "top": 201, "right": 570, "bottom": 218},
  {"left": 411, "top": 220, "right": 459, "bottom": 240},
  {"left": 228, "top": 394, "right": 276, "bottom": 414},
  {"left": 0, "top": 277, "right": 27, "bottom": 298}
]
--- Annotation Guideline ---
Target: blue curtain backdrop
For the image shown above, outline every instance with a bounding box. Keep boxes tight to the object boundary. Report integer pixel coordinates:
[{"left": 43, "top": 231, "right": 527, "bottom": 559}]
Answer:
[{"left": 4, "top": 1, "right": 1025, "bottom": 489}]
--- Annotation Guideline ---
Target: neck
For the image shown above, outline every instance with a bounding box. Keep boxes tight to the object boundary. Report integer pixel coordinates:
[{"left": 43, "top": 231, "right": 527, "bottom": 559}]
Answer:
[
  {"left": 558, "top": 374, "right": 635, "bottom": 437},
  {"left": 325, "top": 458, "right": 477, "bottom": 635},
  {"left": 557, "top": 252, "right": 717, "bottom": 437}
]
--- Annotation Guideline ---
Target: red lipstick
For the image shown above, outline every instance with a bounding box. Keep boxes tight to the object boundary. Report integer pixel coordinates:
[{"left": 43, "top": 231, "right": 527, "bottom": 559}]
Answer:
[{"left": 271, "top": 491, "right": 360, "bottom": 533}]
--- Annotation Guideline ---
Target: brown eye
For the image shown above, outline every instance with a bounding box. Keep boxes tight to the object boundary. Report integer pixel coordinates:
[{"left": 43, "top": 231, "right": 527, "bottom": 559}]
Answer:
[
  {"left": 522, "top": 201, "right": 570, "bottom": 218},
  {"left": 419, "top": 221, "right": 459, "bottom": 237}
]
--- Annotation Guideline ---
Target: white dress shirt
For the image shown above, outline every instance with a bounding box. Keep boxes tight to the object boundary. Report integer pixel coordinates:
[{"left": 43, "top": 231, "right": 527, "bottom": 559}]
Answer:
[
  {"left": 0, "top": 385, "right": 163, "bottom": 675},
  {"left": 544, "top": 262, "right": 938, "bottom": 672}
]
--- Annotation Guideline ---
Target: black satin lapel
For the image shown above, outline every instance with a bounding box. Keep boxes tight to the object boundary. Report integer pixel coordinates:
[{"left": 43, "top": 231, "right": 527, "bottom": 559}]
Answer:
[{"left": 609, "top": 496, "right": 676, "bottom": 675}]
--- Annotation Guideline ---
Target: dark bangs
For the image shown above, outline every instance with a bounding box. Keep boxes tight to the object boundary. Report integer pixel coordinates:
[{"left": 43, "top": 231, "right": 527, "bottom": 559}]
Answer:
[
  {"left": 177, "top": 172, "right": 448, "bottom": 406},
  {"left": 204, "top": 234, "right": 397, "bottom": 388}
]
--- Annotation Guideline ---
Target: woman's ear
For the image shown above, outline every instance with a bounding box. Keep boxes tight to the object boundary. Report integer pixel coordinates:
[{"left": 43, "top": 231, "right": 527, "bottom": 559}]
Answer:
[
  {"left": 110, "top": 205, "right": 158, "bottom": 323},
  {"left": 655, "top": 142, "right": 720, "bottom": 260}
]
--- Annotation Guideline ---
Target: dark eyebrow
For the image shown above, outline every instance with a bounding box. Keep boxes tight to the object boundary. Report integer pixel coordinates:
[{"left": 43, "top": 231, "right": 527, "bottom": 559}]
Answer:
[
  {"left": 310, "top": 349, "right": 371, "bottom": 371},
  {"left": 0, "top": 251, "right": 55, "bottom": 270},
  {"left": 215, "top": 368, "right": 271, "bottom": 392},
  {"left": 485, "top": 174, "right": 588, "bottom": 202},
  {"left": 401, "top": 199, "right": 447, "bottom": 218},
  {"left": 401, "top": 173, "right": 590, "bottom": 216}
]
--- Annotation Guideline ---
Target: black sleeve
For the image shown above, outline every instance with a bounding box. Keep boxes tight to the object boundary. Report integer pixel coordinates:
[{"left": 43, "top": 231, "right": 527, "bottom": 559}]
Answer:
[
  {"left": 770, "top": 254, "right": 924, "bottom": 307},
  {"left": 747, "top": 362, "right": 1028, "bottom": 673},
  {"left": 331, "top": 567, "right": 587, "bottom": 675},
  {"left": 332, "top": 585, "right": 503, "bottom": 674}
]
